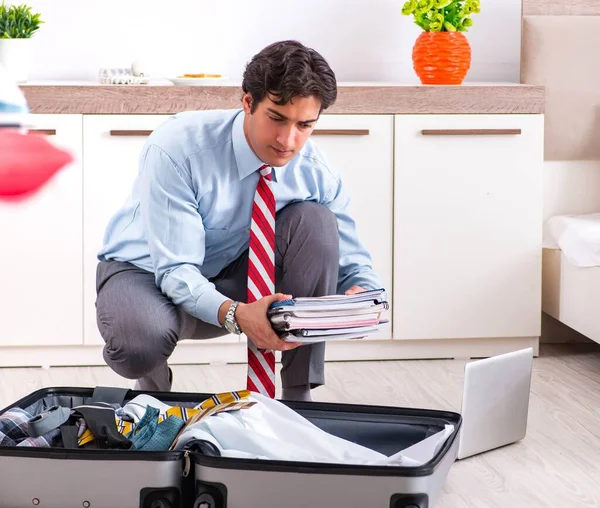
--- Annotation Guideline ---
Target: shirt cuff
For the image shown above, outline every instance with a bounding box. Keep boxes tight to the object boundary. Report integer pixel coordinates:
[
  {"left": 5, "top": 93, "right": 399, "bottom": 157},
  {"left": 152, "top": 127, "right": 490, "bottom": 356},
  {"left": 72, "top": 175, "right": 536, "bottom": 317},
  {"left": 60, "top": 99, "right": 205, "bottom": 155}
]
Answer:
[{"left": 195, "top": 289, "right": 232, "bottom": 328}]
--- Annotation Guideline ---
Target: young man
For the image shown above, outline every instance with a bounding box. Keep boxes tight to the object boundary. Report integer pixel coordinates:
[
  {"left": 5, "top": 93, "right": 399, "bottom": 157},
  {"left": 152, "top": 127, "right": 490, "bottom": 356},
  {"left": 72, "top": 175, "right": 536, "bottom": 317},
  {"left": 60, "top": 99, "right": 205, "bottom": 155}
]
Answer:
[{"left": 96, "top": 40, "right": 382, "bottom": 401}]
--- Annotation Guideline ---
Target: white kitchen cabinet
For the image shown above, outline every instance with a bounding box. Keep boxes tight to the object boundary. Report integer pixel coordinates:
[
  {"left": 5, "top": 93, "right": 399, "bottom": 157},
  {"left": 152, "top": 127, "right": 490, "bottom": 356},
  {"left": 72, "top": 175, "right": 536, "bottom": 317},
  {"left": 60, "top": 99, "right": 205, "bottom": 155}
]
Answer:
[
  {"left": 310, "top": 115, "right": 394, "bottom": 339},
  {"left": 0, "top": 108, "right": 543, "bottom": 366},
  {"left": 0, "top": 115, "right": 83, "bottom": 346},
  {"left": 393, "top": 114, "right": 544, "bottom": 340}
]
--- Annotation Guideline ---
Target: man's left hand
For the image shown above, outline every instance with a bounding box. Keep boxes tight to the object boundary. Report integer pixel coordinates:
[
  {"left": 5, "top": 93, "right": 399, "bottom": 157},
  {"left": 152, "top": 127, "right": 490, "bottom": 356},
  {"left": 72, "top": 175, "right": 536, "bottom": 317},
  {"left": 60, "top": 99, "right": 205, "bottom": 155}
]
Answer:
[{"left": 345, "top": 285, "right": 366, "bottom": 295}]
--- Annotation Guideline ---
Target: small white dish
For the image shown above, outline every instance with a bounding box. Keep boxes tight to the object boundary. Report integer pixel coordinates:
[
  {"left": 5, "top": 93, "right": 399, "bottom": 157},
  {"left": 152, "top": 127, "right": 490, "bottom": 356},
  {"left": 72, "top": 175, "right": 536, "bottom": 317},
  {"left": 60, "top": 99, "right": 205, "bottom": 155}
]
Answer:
[{"left": 166, "top": 76, "right": 227, "bottom": 86}]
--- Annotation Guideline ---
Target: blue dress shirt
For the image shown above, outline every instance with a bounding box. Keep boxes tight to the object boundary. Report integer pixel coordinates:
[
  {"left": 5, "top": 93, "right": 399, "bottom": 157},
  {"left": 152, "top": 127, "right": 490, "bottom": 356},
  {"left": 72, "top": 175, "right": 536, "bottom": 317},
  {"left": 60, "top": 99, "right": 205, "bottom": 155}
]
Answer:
[{"left": 99, "top": 109, "right": 382, "bottom": 327}]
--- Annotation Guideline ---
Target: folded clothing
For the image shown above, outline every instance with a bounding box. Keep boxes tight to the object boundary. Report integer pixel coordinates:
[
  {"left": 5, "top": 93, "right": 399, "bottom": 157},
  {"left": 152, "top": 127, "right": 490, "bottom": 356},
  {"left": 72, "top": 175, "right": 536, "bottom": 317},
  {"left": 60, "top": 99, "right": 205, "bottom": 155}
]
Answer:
[
  {"left": 126, "top": 406, "right": 184, "bottom": 452},
  {"left": 68, "top": 390, "right": 253, "bottom": 450},
  {"left": 0, "top": 391, "right": 455, "bottom": 467},
  {"left": 0, "top": 391, "right": 253, "bottom": 451},
  {"left": 172, "top": 393, "right": 454, "bottom": 467},
  {"left": 0, "top": 407, "right": 61, "bottom": 448}
]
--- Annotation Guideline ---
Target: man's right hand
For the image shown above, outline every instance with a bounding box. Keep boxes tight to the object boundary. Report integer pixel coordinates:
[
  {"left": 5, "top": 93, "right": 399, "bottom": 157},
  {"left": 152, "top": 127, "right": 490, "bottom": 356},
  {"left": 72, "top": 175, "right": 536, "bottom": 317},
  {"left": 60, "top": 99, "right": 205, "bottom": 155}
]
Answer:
[{"left": 235, "top": 293, "right": 302, "bottom": 351}]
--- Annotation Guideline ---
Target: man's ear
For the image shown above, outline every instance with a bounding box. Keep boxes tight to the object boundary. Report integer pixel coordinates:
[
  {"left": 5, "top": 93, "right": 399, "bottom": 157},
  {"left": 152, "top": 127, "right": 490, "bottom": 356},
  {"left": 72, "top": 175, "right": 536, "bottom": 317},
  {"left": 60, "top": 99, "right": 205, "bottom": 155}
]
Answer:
[{"left": 242, "top": 93, "right": 253, "bottom": 114}]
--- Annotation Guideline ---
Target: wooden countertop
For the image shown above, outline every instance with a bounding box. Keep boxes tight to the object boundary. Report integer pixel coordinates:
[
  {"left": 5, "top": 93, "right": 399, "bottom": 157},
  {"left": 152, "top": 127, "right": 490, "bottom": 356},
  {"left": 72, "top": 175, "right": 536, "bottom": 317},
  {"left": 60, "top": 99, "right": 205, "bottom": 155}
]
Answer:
[{"left": 19, "top": 82, "right": 544, "bottom": 115}]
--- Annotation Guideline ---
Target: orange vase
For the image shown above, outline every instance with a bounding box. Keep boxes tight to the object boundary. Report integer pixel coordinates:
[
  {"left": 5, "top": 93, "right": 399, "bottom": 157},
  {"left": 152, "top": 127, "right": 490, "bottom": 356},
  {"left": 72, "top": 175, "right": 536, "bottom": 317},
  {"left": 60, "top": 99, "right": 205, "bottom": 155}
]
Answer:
[{"left": 412, "top": 31, "right": 471, "bottom": 85}]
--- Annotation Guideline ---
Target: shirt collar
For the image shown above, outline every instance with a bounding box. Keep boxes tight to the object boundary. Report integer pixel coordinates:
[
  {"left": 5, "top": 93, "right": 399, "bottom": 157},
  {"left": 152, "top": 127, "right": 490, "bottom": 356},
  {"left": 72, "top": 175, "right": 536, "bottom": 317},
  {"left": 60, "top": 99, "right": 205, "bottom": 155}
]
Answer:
[{"left": 232, "top": 110, "right": 267, "bottom": 181}]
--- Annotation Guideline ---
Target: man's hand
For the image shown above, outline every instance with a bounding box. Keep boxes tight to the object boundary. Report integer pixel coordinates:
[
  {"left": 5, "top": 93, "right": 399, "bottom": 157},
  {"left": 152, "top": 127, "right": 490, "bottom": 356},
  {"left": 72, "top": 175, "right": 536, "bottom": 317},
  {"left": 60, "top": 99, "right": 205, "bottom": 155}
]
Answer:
[
  {"left": 345, "top": 285, "right": 367, "bottom": 295},
  {"left": 235, "top": 293, "right": 302, "bottom": 351}
]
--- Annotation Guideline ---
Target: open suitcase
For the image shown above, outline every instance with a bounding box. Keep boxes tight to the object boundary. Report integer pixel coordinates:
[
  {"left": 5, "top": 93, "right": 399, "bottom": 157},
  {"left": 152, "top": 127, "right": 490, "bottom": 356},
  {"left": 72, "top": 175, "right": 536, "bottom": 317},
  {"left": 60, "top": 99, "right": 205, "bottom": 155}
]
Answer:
[{"left": 0, "top": 386, "right": 462, "bottom": 508}]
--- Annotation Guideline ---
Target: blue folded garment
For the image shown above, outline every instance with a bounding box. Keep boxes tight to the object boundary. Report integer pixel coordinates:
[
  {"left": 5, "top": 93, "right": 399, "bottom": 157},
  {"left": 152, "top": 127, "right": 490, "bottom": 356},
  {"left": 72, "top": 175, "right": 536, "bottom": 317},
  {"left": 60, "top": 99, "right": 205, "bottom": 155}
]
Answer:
[{"left": 127, "top": 406, "right": 185, "bottom": 451}]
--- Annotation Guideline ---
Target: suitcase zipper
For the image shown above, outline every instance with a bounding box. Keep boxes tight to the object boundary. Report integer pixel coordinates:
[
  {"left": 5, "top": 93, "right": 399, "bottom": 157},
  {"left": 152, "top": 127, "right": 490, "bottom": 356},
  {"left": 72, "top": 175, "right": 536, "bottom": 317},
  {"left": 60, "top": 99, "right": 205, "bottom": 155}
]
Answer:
[{"left": 183, "top": 450, "right": 191, "bottom": 477}]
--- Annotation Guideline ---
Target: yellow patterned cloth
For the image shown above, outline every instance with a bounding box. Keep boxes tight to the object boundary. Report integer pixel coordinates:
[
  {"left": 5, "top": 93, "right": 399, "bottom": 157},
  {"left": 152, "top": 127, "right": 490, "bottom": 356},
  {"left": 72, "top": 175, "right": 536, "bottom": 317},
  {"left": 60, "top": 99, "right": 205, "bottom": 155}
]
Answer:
[{"left": 78, "top": 390, "right": 252, "bottom": 447}]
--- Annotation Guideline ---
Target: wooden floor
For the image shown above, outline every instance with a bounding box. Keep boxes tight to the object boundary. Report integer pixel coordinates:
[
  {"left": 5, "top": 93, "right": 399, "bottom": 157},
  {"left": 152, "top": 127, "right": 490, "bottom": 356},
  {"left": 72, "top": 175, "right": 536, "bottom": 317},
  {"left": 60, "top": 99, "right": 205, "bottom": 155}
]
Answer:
[{"left": 1, "top": 342, "right": 599, "bottom": 508}]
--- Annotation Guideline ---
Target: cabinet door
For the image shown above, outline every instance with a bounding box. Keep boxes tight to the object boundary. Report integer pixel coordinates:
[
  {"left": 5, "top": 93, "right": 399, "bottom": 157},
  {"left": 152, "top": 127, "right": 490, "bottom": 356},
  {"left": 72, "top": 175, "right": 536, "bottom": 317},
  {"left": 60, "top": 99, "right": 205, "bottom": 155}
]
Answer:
[
  {"left": 393, "top": 114, "right": 544, "bottom": 340},
  {"left": 83, "top": 115, "right": 170, "bottom": 345},
  {"left": 0, "top": 115, "right": 83, "bottom": 346},
  {"left": 312, "top": 115, "right": 394, "bottom": 339},
  {"left": 83, "top": 115, "right": 241, "bottom": 346}
]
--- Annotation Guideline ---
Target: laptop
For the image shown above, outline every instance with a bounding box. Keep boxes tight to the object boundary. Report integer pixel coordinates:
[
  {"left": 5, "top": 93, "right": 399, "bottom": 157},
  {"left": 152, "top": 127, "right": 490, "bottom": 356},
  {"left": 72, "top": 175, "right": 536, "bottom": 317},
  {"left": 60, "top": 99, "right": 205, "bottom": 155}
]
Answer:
[{"left": 457, "top": 347, "right": 534, "bottom": 460}]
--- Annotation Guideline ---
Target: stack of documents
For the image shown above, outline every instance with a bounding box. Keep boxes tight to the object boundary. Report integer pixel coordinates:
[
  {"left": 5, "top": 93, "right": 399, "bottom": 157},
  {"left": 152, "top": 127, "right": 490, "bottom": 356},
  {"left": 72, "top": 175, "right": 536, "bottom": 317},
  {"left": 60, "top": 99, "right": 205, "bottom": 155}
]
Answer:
[{"left": 268, "top": 288, "right": 389, "bottom": 343}]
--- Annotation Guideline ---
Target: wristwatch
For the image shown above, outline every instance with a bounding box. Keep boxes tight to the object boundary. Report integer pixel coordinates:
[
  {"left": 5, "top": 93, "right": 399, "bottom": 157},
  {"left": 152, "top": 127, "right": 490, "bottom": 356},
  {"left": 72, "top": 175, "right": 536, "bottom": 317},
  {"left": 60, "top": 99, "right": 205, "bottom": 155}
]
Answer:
[{"left": 223, "top": 301, "right": 242, "bottom": 335}]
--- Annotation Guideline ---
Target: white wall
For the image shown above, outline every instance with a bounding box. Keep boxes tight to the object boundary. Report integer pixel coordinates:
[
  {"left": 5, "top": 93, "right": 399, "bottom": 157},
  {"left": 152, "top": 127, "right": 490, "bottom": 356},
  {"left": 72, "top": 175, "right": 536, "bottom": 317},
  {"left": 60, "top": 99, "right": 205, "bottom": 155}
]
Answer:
[
  {"left": 23, "top": 0, "right": 522, "bottom": 83},
  {"left": 543, "top": 161, "right": 600, "bottom": 222}
]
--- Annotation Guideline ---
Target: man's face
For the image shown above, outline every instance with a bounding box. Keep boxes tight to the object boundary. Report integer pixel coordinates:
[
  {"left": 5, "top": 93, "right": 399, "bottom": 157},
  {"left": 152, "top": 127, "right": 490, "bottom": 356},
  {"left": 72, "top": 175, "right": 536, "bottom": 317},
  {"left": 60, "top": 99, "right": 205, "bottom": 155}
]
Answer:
[{"left": 242, "top": 92, "right": 321, "bottom": 167}]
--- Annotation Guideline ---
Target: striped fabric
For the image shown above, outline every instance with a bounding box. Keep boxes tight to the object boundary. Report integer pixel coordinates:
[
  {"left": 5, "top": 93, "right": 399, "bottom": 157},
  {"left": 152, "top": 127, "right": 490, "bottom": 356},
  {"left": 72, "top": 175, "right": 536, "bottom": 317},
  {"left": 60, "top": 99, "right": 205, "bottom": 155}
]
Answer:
[
  {"left": 79, "top": 390, "right": 252, "bottom": 447},
  {"left": 0, "top": 407, "right": 60, "bottom": 447},
  {"left": 247, "top": 164, "right": 277, "bottom": 398}
]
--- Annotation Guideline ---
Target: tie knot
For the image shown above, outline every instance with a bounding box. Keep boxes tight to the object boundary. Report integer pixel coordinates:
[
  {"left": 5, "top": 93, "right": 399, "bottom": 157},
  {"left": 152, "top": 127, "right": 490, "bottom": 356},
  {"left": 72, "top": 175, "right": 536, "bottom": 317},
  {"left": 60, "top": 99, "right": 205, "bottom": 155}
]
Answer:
[{"left": 258, "top": 164, "right": 272, "bottom": 180}]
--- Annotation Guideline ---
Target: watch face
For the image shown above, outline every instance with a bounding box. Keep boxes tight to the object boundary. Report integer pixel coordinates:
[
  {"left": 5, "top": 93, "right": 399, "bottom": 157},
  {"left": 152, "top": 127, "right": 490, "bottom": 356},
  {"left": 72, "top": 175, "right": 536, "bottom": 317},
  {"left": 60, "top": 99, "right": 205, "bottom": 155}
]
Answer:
[{"left": 224, "top": 319, "right": 235, "bottom": 334}]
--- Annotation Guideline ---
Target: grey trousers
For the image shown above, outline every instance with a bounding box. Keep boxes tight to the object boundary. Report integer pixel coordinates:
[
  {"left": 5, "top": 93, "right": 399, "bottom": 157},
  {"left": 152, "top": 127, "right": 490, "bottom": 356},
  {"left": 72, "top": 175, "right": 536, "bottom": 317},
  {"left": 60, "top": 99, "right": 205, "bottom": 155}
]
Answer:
[{"left": 96, "top": 201, "right": 339, "bottom": 392}]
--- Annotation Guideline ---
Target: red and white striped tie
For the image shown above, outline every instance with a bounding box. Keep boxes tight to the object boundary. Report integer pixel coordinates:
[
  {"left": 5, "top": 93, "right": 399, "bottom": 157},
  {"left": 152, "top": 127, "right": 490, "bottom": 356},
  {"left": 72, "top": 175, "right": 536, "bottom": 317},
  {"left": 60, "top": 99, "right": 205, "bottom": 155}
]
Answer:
[{"left": 246, "top": 164, "right": 276, "bottom": 398}]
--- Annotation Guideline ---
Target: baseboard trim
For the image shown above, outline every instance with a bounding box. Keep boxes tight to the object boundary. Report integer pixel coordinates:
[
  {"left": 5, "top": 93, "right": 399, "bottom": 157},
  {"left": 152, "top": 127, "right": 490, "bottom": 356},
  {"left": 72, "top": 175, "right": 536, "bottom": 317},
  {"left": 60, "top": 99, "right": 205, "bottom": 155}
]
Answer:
[{"left": 0, "top": 337, "right": 539, "bottom": 368}]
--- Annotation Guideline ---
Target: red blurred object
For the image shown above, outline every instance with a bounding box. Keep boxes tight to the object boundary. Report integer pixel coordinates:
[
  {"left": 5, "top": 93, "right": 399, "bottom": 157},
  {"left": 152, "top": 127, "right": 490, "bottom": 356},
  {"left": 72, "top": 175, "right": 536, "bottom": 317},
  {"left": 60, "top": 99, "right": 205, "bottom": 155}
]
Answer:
[{"left": 0, "top": 129, "right": 73, "bottom": 201}]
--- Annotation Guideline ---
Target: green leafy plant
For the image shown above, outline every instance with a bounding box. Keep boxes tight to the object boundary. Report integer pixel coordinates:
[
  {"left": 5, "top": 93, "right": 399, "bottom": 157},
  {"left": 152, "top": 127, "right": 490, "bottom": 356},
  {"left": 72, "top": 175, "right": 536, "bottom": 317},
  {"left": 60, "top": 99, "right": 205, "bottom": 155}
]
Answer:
[
  {"left": 0, "top": 1, "right": 43, "bottom": 39},
  {"left": 402, "top": 0, "right": 480, "bottom": 32}
]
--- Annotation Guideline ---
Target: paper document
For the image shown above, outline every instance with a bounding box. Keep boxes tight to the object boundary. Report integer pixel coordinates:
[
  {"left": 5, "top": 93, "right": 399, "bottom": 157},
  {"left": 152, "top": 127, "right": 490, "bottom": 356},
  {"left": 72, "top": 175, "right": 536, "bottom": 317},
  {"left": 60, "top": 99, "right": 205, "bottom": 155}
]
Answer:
[
  {"left": 271, "top": 314, "right": 380, "bottom": 330},
  {"left": 269, "top": 288, "right": 386, "bottom": 309},
  {"left": 270, "top": 303, "right": 388, "bottom": 319},
  {"left": 280, "top": 322, "right": 389, "bottom": 343},
  {"left": 268, "top": 289, "right": 389, "bottom": 343}
]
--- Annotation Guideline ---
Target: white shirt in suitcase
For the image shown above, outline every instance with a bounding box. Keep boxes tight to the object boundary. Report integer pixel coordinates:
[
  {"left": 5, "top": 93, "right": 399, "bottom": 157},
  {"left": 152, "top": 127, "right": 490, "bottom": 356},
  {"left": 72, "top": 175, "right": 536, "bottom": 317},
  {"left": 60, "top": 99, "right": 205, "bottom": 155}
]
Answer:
[{"left": 122, "top": 393, "right": 454, "bottom": 467}]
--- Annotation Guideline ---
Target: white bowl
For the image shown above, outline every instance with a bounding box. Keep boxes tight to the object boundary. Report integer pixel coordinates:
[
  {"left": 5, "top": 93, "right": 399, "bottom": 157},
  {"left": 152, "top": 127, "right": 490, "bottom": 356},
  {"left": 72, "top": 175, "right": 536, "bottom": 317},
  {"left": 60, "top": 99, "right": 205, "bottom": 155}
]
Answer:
[{"left": 166, "top": 76, "right": 228, "bottom": 86}]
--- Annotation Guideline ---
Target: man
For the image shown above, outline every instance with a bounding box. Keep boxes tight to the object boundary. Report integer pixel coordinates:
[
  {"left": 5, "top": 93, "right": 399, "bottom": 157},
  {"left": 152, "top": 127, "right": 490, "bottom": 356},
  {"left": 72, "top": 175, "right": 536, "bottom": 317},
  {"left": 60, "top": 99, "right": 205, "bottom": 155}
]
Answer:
[{"left": 96, "top": 40, "right": 382, "bottom": 401}]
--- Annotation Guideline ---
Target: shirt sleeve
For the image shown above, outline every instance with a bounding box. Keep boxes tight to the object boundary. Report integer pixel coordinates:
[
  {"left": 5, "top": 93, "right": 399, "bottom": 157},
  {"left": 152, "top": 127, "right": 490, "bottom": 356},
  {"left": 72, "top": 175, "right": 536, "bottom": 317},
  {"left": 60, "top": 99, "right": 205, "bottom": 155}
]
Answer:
[
  {"left": 138, "top": 144, "right": 230, "bottom": 327},
  {"left": 322, "top": 172, "right": 384, "bottom": 294}
]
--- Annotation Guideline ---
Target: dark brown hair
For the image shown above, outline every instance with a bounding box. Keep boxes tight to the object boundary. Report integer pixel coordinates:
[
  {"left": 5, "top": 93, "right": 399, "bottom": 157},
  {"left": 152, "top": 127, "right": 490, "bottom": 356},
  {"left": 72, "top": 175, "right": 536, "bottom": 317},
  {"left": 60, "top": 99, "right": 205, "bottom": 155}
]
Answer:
[{"left": 242, "top": 40, "right": 337, "bottom": 114}]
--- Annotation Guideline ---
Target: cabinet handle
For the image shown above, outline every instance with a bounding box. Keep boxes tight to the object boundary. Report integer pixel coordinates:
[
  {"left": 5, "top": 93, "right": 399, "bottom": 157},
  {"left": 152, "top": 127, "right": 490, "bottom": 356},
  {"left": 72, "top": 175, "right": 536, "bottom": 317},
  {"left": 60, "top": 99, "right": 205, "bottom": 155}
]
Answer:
[
  {"left": 109, "top": 129, "right": 370, "bottom": 137},
  {"left": 421, "top": 128, "right": 522, "bottom": 136},
  {"left": 312, "top": 129, "right": 370, "bottom": 136},
  {"left": 29, "top": 129, "right": 57, "bottom": 136},
  {"left": 109, "top": 130, "right": 153, "bottom": 136}
]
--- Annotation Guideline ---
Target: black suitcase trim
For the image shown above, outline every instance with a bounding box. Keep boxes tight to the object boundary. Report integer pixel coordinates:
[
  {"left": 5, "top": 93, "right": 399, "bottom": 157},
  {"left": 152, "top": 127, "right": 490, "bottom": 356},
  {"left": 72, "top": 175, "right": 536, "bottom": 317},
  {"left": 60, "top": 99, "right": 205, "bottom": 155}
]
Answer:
[
  {"left": 0, "top": 446, "right": 184, "bottom": 461},
  {"left": 193, "top": 454, "right": 454, "bottom": 478}
]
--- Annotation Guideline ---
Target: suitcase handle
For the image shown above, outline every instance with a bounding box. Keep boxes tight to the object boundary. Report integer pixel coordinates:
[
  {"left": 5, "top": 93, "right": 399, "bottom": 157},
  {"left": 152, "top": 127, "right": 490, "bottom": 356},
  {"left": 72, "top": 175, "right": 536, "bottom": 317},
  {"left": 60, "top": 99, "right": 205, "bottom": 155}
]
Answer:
[{"left": 91, "top": 386, "right": 130, "bottom": 407}]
